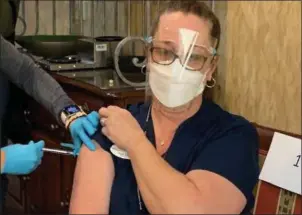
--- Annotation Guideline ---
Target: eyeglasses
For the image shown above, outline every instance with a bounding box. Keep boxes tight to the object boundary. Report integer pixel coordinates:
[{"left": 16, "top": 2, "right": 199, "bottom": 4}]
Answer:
[{"left": 149, "top": 45, "right": 216, "bottom": 71}]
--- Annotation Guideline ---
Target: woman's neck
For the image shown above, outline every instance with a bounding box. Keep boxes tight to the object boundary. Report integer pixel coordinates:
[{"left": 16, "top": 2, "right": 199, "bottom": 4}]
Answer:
[{"left": 151, "top": 96, "right": 203, "bottom": 127}]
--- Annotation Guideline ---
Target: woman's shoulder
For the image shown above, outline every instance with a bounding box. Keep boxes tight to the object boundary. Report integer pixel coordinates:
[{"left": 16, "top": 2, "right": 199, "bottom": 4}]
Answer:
[
  {"left": 199, "top": 100, "right": 258, "bottom": 139},
  {"left": 127, "top": 102, "right": 149, "bottom": 115},
  {"left": 192, "top": 100, "right": 259, "bottom": 213},
  {"left": 127, "top": 102, "right": 150, "bottom": 123}
]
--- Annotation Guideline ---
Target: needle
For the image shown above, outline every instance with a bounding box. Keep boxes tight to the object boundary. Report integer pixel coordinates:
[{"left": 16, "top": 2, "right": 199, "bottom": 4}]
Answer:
[
  {"left": 42, "top": 147, "right": 74, "bottom": 156},
  {"left": 42, "top": 139, "right": 99, "bottom": 156}
]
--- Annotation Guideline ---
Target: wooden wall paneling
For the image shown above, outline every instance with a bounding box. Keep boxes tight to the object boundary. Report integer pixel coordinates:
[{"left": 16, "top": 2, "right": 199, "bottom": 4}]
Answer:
[
  {"left": 104, "top": 1, "right": 118, "bottom": 36},
  {"left": 93, "top": 0, "right": 105, "bottom": 37},
  {"left": 224, "top": 1, "right": 301, "bottom": 134},
  {"left": 117, "top": 1, "right": 127, "bottom": 37},
  {"left": 150, "top": 0, "right": 160, "bottom": 32},
  {"left": 212, "top": 1, "right": 228, "bottom": 109},
  {"left": 130, "top": 1, "right": 145, "bottom": 56},
  {"left": 68, "top": 1, "right": 75, "bottom": 35},
  {"left": 82, "top": 1, "right": 92, "bottom": 36},
  {"left": 130, "top": 2, "right": 139, "bottom": 36},
  {"left": 119, "top": 0, "right": 131, "bottom": 56},
  {"left": 69, "top": 1, "right": 82, "bottom": 35},
  {"left": 38, "top": 1, "right": 54, "bottom": 35},
  {"left": 145, "top": 0, "right": 151, "bottom": 36},
  {"left": 130, "top": 1, "right": 139, "bottom": 56},
  {"left": 90, "top": 1, "right": 95, "bottom": 37},
  {"left": 55, "top": 1, "right": 70, "bottom": 35},
  {"left": 22, "top": 1, "right": 36, "bottom": 35}
]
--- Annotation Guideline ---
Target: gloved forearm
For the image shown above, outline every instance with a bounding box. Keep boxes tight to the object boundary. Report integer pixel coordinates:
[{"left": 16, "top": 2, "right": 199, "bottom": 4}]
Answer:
[
  {"left": 0, "top": 35, "right": 102, "bottom": 152},
  {"left": 0, "top": 35, "right": 75, "bottom": 123},
  {"left": 63, "top": 111, "right": 100, "bottom": 153}
]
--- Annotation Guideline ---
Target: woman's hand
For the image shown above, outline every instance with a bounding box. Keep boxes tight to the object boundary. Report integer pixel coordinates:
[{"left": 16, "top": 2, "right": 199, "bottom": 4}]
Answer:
[{"left": 98, "top": 106, "right": 146, "bottom": 151}]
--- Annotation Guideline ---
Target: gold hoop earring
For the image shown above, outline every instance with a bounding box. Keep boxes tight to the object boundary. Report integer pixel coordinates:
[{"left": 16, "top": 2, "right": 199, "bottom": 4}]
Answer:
[{"left": 206, "top": 78, "right": 216, "bottom": 88}]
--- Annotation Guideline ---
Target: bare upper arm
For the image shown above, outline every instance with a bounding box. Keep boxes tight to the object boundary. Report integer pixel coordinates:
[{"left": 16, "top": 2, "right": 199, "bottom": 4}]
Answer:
[
  {"left": 186, "top": 170, "right": 247, "bottom": 214},
  {"left": 69, "top": 142, "right": 115, "bottom": 214}
]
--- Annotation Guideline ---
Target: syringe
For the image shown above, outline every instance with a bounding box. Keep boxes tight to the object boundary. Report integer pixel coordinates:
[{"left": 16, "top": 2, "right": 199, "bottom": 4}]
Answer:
[{"left": 42, "top": 147, "right": 74, "bottom": 156}]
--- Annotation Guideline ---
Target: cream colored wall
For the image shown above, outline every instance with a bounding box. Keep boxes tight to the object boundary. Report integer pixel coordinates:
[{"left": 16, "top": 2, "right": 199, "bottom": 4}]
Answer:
[{"left": 214, "top": 1, "right": 301, "bottom": 134}]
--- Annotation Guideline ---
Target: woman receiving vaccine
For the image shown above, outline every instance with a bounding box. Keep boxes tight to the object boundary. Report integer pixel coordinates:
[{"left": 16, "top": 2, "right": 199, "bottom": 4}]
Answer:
[{"left": 69, "top": 1, "right": 259, "bottom": 214}]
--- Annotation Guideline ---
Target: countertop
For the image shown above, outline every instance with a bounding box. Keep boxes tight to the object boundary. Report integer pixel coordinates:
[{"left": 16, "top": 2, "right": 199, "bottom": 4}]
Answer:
[
  {"left": 17, "top": 46, "right": 146, "bottom": 99},
  {"left": 52, "top": 69, "right": 146, "bottom": 99}
]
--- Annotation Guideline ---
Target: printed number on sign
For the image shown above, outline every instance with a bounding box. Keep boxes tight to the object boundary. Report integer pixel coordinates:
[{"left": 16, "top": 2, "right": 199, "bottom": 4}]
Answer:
[{"left": 293, "top": 154, "right": 301, "bottom": 167}]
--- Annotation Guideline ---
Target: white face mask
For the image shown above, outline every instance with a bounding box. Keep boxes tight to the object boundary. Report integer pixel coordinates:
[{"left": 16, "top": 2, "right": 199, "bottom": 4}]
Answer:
[{"left": 149, "top": 60, "right": 207, "bottom": 108}]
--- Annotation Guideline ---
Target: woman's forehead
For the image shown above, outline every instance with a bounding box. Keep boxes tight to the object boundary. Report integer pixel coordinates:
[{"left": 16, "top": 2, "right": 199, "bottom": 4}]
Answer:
[{"left": 155, "top": 12, "right": 212, "bottom": 47}]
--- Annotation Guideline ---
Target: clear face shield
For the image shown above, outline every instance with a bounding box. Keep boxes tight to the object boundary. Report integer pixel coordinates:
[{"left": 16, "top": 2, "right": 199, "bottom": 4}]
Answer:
[
  {"left": 145, "top": 27, "right": 217, "bottom": 109},
  {"left": 114, "top": 27, "right": 217, "bottom": 109}
]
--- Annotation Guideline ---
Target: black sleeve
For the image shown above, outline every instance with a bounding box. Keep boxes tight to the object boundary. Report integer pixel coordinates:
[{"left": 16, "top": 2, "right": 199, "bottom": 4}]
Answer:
[
  {"left": 0, "top": 35, "right": 75, "bottom": 123},
  {"left": 189, "top": 123, "right": 260, "bottom": 202},
  {"left": 91, "top": 103, "right": 144, "bottom": 153},
  {"left": 92, "top": 129, "right": 113, "bottom": 152}
]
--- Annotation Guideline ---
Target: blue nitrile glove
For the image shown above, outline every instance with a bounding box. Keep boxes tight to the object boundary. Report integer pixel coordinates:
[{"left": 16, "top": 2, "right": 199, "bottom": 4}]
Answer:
[
  {"left": 1, "top": 140, "right": 45, "bottom": 175},
  {"left": 68, "top": 111, "right": 100, "bottom": 155}
]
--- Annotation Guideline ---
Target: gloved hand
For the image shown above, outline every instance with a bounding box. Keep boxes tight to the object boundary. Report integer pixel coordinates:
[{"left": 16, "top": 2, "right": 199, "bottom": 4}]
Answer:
[
  {"left": 68, "top": 111, "right": 100, "bottom": 155},
  {"left": 1, "top": 140, "right": 45, "bottom": 175}
]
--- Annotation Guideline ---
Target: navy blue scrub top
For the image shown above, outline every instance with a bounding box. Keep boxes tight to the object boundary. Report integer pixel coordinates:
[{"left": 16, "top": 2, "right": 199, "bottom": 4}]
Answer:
[{"left": 93, "top": 99, "right": 259, "bottom": 215}]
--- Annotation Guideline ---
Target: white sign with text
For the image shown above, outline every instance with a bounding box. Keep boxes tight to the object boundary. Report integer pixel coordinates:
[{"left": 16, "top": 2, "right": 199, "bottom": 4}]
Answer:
[{"left": 259, "top": 132, "right": 301, "bottom": 195}]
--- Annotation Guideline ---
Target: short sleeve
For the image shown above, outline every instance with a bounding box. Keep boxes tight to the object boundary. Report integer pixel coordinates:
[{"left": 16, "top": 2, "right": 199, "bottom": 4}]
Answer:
[
  {"left": 90, "top": 102, "right": 147, "bottom": 153},
  {"left": 91, "top": 130, "right": 113, "bottom": 152},
  {"left": 189, "top": 122, "right": 260, "bottom": 202}
]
